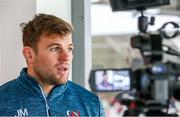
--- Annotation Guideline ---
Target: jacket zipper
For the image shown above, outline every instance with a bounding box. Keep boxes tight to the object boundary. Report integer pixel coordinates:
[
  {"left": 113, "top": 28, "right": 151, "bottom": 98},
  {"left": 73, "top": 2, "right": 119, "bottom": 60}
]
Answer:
[{"left": 38, "top": 84, "right": 51, "bottom": 116}]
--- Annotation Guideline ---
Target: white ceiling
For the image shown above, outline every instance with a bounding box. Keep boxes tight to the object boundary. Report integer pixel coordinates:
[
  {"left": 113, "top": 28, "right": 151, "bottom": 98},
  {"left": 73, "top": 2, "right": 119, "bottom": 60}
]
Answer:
[{"left": 91, "top": 1, "right": 180, "bottom": 36}]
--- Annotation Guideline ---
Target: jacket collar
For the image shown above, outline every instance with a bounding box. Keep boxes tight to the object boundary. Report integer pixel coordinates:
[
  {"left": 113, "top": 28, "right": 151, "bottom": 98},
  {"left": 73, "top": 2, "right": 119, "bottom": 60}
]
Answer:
[{"left": 17, "top": 68, "right": 68, "bottom": 98}]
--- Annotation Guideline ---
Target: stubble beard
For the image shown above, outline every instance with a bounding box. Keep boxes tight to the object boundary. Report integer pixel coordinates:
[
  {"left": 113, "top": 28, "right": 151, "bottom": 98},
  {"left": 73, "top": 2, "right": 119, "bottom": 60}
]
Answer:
[{"left": 33, "top": 66, "right": 69, "bottom": 86}]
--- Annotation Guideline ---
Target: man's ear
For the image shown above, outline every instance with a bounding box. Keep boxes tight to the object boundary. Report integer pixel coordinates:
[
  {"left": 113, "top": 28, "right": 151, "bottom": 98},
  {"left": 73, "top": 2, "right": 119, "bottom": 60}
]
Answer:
[{"left": 22, "top": 46, "right": 35, "bottom": 64}]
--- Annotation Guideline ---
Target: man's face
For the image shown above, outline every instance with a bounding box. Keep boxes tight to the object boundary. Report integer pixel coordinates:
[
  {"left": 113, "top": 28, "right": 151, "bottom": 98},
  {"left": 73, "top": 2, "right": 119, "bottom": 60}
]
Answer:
[{"left": 31, "top": 34, "right": 73, "bottom": 85}]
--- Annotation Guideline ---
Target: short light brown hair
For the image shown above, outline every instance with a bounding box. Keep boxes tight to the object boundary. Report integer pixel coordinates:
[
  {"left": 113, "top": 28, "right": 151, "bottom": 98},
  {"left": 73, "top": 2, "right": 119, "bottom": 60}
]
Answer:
[{"left": 20, "top": 13, "right": 73, "bottom": 51}]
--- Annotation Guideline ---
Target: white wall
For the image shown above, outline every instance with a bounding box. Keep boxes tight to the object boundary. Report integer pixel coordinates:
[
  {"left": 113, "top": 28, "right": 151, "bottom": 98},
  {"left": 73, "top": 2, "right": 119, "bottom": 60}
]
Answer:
[
  {"left": 0, "top": 0, "right": 36, "bottom": 84},
  {"left": 36, "top": 0, "right": 71, "bottom": 24}
]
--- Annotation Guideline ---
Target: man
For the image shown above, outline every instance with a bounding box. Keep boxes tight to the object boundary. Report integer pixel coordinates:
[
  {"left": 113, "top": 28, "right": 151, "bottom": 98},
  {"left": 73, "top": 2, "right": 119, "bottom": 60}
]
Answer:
[
  {"left": 97, "top": 71, "right": 113, "bottom": 90},
  {"left": 0, "top": 14, "right": 105, "bottom": 116}
]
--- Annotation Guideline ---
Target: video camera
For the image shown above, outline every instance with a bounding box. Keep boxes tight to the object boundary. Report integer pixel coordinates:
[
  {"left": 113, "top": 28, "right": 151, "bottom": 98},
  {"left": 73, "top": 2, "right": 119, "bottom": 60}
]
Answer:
[{"left": 89, "top": 0, "right": 180, "bottom": 116}]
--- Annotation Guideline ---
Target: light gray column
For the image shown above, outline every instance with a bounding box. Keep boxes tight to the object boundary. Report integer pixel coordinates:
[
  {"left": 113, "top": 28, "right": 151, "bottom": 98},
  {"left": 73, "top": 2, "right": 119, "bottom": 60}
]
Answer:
[{"left": 71, "top": 0, "right": 92, "bottom": 88}]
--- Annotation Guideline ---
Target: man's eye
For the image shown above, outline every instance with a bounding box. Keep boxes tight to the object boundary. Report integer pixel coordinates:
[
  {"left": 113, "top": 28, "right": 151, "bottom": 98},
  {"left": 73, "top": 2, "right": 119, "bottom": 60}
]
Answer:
[
  {"left": 68, "top": 47, "right": 73, "bottom": 52},
  {"left": 50, "top": 47, "right": 61, "bottom": 52}
]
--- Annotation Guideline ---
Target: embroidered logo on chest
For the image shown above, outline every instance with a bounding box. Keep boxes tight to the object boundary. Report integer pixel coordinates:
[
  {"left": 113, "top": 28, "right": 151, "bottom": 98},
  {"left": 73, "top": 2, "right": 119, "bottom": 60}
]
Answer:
[{"left": 67, "top": 110, "right": 80, "bottom": 117}]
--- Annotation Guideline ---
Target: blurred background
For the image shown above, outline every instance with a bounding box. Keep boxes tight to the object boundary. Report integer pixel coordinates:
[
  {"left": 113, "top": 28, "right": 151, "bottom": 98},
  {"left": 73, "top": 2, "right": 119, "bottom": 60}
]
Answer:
[{"left": 91, "top": 0, "right": 180, "bottom": 116}]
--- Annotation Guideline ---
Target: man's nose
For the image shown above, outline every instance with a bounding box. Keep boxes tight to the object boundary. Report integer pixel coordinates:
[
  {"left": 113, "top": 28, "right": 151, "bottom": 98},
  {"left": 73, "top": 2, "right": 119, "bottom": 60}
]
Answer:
[{"left": 58, "top": 50, "right": 72, "bottom": 62}]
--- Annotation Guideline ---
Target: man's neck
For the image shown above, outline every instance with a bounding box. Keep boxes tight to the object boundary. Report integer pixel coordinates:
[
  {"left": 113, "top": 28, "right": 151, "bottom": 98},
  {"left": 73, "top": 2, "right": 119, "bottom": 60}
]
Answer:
[
  {"left": 27, "top": 67, "right": 54, "bottom": 95},
  {"left": 39, "top": 83, "right": 54, "bottom": 95}
]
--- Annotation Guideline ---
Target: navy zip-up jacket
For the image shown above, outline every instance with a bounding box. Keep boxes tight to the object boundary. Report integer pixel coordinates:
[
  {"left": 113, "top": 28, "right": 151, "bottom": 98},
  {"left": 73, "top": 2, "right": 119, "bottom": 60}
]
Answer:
[{"left": 0, "top": 68, "right": 105, "bottom": 116}]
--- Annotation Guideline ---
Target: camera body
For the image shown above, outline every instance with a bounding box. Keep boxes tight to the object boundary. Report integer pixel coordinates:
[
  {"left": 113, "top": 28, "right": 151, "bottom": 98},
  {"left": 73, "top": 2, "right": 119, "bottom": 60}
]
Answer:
[
  {"left": 109, "top": 0, "right": 170, "bottom": 11},
  {"left": 132, "top": 61, "right": 180, "bottom": 105},
  {"left": 89, "top": 61, "right": 180, "bottom": 116},
  {"left": 89, "top": 61, "right": 180, "bottom": 101}
]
